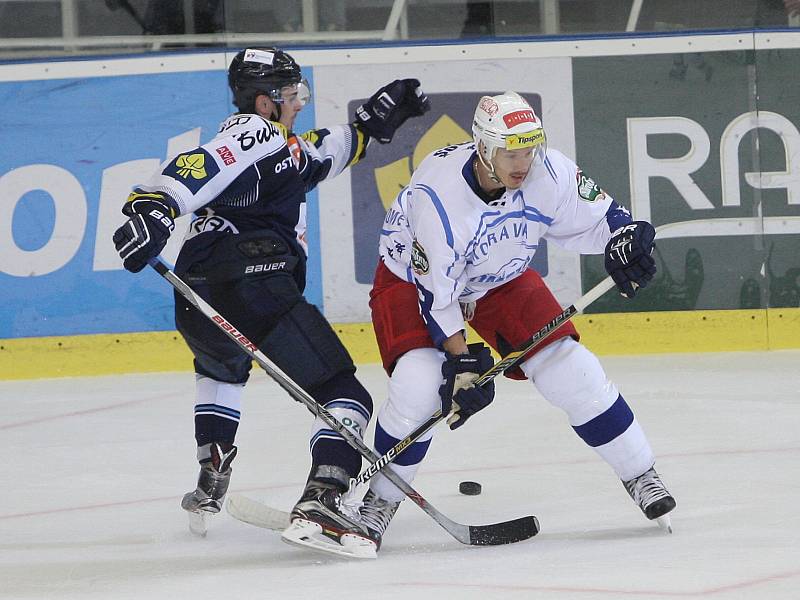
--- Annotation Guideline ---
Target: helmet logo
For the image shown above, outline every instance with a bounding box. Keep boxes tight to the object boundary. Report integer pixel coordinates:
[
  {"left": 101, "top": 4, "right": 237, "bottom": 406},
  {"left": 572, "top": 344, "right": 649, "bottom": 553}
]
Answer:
[
  {"left": 503, "top": 109, "right": 536, "bottom": 128},
  {"left": 505, "top": 129, "right": 545, "bottom": 150},
  {"left": 243, "top": 49, "right": 275, "bottom": 65},
  {"left": 478, "top": 97, "right": 499, "bottom": 116}
]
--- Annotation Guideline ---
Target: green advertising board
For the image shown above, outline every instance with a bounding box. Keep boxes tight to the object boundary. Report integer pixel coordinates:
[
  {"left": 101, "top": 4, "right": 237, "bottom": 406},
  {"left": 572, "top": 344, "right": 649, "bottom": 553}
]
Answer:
[{"left": 575, "top": 47, "right": 800, "bottom": 313}]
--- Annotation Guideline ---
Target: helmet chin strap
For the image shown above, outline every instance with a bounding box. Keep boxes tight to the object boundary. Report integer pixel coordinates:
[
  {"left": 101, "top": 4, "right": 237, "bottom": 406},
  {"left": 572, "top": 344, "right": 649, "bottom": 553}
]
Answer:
[
  {"left": 477, "top": 147, "right": 503, "bottom": 185},
  {"left": 256, "top": 92, "right": 282, "bottom": 122}
]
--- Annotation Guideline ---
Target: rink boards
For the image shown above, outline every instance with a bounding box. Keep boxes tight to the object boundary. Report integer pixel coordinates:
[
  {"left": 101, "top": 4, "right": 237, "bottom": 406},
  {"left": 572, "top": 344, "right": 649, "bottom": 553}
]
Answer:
[{"left": 1, "top": 31, "right": 799, "bottom": 378}]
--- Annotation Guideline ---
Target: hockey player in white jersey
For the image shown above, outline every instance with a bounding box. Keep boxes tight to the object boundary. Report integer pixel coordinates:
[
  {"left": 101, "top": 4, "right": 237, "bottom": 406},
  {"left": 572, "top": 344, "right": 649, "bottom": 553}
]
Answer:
[
  {"left": 359, "top": 91, "right": 675, "bottom": 551},
  {"left": 112, "top": 47, "right": 429, "bottom": 555}
]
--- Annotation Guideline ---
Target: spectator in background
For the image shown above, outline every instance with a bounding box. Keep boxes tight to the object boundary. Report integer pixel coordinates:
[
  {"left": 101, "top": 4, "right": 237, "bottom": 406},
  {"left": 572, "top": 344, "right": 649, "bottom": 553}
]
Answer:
[
  {"left": 273, "top": 2, "right": 347, "bottom": 32},
  {"left": 786, "top": 0, "right": 800, "bottom": 24},
  {"left": 142, "top": 0, "right": 223, "bottom": 35},
  {"left": 756, "top": 0, "right": 800, "bottom": 26},
  {"left": 461, "top": 0, "right": 495, "bottom": 37}
]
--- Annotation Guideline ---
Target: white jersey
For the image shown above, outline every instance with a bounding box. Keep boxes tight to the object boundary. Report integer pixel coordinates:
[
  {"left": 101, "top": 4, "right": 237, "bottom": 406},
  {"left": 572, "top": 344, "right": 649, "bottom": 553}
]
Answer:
[
  {"left": 136, "top": 113, "right": 367, "bottom": 255},
  {"left": 378, "top": 142, "right": 629, "bottom": 345}
]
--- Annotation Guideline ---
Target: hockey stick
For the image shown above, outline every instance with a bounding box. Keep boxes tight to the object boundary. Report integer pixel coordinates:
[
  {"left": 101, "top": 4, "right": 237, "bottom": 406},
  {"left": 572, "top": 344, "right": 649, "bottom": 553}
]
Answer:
[
  {"left": 473, "top": 273, "right": 616, "bottom": 386},
  {"left": 229, "top": 272, "right": 619, "bottom": 531},
  {"left": 351, "top": 271, "right": 617, "bottom": 490},
  {"left": 351, "top": 222, "right": 671, "bottom": 485},
  {"left": 148, "top": 258, "right": 538, "bottom": 546}
]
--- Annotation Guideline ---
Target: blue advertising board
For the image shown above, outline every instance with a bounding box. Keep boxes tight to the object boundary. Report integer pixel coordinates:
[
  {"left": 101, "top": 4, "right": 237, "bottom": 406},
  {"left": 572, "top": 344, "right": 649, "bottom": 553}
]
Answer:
[{"left": 0, "top": 63, "right": 319, "bottom": 339}]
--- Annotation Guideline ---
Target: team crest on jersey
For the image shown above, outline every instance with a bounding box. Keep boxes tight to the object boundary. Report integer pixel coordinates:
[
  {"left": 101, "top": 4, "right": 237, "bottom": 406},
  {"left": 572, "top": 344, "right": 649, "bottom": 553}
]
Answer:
[
  {"left": 411, "top": 239, "right": 429, "bottom": 275},
  {"left": 576, "top": 170, "right": 606, "bottom": 203},
  {"left": 163, "top": 149, "right": 220, "bottom": 193}
]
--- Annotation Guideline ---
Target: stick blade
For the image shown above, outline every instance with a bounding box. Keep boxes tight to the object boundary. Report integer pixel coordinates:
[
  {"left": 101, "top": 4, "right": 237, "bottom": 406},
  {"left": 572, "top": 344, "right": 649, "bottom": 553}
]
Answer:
[
  {"left": 468, "top": 515, "right": 540, "bottom": 545},
  {"left": 227, "top": 493, "right": 291, "bottom": 531}
]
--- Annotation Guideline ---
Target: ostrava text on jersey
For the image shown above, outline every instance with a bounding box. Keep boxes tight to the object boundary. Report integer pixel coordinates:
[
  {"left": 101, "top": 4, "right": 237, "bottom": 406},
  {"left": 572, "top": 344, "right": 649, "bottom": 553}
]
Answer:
[
  {"left": 379, "top": 143, "right": 628, "bottom": 345},
  {"left": 136, "top": 113, "right": 366, "bottom": 258}
]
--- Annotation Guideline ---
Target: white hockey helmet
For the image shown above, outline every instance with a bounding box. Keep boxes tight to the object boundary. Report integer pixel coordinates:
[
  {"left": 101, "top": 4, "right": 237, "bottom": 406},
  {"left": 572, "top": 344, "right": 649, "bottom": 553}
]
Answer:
[{"left": 472, "top": 92, "right": 547, "bottom": 169}]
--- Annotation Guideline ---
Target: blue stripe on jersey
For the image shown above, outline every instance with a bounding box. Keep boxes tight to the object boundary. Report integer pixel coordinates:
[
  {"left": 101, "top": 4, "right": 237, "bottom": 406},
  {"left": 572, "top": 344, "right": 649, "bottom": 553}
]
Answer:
[
  {"left": 375, "top": 422, "right": 432, "bottom": 466},
  {"left": 605, "top": 200, "right": 633, "bottom": 232},
  {"left": 415, "top": 184, "right": 454, "bottom": 247},
  {"left": 465, "top": 208, "right": 502, "bottom": 257},
  {"left": 544, "top": 156, "right": 558, "bottom": 182},
  {"left": 415, "top": 280, "right": 447, "bottom": 347},
  {"left": 324, "top": 399, "right": 371, "bottom": 421},
  {"left": 481, "top": 207, "right": 553, "bottom": 230},
  {"left": 194, "top": 404, "right": 241, "bottom": 419},
  {"left": 524, "top": 205, "right": 554, "bottom": 225},
  {"left": 572, "top": 394, "right": 634, "bottom": 447}
]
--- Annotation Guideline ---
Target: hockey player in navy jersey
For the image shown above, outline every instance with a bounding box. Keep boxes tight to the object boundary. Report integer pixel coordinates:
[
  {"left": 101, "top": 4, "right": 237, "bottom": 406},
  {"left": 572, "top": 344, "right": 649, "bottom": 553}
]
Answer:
[
  {"left": 358, "top": 91, "right": 676, "bottom": 551},
  {"left": 112, "top": 47, "right": 429, "bottom": 555}
]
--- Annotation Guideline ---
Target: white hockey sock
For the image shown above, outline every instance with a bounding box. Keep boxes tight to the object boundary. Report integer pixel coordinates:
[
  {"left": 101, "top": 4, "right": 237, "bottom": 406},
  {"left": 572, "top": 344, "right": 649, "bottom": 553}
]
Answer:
[
  {"left": 194, "top": 375, "right": 244, "bottom": 424},
  {"left": 522, "top": 337, "right": 655, "bottom": 480},
  {"left": 367, "top": 348, "right": 444, "bottom": 503}
]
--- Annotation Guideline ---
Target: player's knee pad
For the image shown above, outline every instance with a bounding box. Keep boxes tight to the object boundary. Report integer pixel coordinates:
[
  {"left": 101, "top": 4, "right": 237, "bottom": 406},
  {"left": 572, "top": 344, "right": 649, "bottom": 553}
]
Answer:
[
  {"left": 521, "top": 337, "right": 619, "bottom": 425},
  {"left": 378, "top": 347, "right": 444, "bottom": 441},
  {"left": 192, "top": 347, "right": 252, "bottom": 384},
  {"left": 258, "top": 300, "right": 355, "bottom": 393}
]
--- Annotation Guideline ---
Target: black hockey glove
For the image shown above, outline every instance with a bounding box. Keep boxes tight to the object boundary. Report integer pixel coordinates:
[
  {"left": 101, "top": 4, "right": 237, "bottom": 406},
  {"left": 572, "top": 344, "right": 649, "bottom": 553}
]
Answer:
[
  {"left": 604, "top": 221, "right": 657, "bottom": 298},
  {"left": 439, "top": 343, "right": 495, "bottom": 431},
  {"left": 112, "top": 192, "right": 176, "bottom": 273},
  {"left": 354, "top": 78, "right": 430, "bottom": 144}
]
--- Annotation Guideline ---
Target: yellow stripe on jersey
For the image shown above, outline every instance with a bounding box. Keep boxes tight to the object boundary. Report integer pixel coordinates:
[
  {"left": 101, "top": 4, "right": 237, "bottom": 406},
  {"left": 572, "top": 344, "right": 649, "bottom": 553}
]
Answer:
[
  {"left": 269, "top": 120, "right": 288, "bottom": 140},
  {"left": 350, "top": 125, "right": 368, "bottom": 166}
]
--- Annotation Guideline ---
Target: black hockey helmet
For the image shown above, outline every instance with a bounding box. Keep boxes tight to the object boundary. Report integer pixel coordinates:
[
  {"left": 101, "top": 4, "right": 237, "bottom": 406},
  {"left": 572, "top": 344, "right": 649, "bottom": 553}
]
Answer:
[{"left": 228, "top": 47, "right": 308, "bottom": 114}]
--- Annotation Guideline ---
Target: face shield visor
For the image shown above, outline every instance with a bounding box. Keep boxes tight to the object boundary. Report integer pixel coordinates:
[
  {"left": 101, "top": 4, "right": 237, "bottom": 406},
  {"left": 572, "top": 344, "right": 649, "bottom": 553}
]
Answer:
[{"left": 268, "top": 79, "right": 312, "bottom": 107}]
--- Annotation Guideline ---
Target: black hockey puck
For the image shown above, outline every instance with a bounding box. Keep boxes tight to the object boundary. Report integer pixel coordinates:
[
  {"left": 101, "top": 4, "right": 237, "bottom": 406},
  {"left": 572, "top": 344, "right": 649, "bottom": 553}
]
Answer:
[{"left": 459, "top": 481, "right": 482, "bottom": 495}]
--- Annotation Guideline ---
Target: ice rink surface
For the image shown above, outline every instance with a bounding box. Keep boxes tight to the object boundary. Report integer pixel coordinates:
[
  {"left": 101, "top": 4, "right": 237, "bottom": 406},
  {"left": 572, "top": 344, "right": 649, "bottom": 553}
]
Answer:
[{"left": 2, "top": 350, "right": 799, "bottom": 600}]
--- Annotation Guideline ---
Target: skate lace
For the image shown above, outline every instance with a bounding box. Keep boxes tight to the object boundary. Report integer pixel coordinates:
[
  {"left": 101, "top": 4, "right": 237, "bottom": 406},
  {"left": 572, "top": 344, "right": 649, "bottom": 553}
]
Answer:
[
  {"left": 359, "top": 493, "right": 399, "bottom": 535},
  {"left": 628, "top": 469, "right": 669, "bottom": 508}
]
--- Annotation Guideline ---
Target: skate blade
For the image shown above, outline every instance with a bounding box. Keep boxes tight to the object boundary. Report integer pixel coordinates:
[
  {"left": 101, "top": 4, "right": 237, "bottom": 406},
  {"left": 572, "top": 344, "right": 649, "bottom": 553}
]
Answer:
[
  {"left": 656, "top": 514, "right": 673, "bottom": 534},
  {"left": 281, "top": 519, "right": 376, "bottom": 559},
  {"left": 187, "top": 511, "right": 207, "bottom": 537}
]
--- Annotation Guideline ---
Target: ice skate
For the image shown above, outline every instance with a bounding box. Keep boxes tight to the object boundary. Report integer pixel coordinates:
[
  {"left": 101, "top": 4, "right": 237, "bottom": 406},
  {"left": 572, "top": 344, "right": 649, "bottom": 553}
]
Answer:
[
  {"left": 282, "top": 467, "right": 376, "bottom": 559},
  {"left": 623, "top": 466, "right": 676, "bottom": 533},
  {"left": 359, "top": 489, "right": 402, "bottom": 551},
  {"left": 181, "top": 442, "right": 237, "bottom": 536}
]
